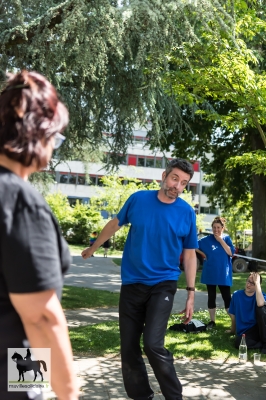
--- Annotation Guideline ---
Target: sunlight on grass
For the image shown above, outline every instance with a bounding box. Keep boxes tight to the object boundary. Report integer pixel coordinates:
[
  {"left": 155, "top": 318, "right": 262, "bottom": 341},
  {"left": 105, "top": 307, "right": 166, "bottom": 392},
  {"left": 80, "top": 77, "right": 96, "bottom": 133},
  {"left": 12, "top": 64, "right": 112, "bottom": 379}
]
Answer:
[
  {"left": 62, "top": 286, "right": 119, "bottom": 309},
  {"left": 69, "top": 308, "right": 266, "bottom": 361},
  {"left": 69, "top": 322, "right": 120, "bottom": 356}
]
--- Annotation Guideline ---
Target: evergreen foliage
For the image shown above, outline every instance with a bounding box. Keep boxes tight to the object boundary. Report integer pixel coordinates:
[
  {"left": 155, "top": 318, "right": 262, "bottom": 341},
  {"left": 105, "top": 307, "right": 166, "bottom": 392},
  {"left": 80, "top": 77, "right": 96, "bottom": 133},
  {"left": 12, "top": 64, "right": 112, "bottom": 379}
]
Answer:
[{"left": 1, "top": 0, "right": 235, "bottom": 168}]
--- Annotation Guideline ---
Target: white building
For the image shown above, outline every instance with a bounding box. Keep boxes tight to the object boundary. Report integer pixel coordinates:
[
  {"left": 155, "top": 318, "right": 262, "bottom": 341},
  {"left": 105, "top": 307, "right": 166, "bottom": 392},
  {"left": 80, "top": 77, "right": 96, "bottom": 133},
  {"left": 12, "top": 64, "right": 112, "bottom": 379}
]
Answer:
[{"left": 49, "top": 126, "right": 218, "bottom": 228}]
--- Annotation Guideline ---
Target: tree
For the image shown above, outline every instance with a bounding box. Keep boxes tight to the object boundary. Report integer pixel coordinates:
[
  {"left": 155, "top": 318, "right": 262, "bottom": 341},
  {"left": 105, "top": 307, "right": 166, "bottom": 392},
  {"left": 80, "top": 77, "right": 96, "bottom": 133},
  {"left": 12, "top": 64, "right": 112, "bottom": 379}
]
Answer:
[
  {"left": 0, "top": 0, "right": 235, "bottom": 169},
  {"left": 157, "top": 1, "right": 266, "bottom": 259},
  {"left": 46, "top": 191, "right": 104, "bottom": 243},
  {"left": 28, "top": 171, "right": 56, "bottom": 196},
  {"left": 222, "top": 195, "right": 252, "bottom": 247}
]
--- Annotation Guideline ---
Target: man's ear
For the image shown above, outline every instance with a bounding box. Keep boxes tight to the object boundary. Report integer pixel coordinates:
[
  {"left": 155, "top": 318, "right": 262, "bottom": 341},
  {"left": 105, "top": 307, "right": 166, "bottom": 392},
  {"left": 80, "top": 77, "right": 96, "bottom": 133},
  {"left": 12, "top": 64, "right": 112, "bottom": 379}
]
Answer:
[{"left": 162, "top": 171, "right": 166, "bottom": 180}]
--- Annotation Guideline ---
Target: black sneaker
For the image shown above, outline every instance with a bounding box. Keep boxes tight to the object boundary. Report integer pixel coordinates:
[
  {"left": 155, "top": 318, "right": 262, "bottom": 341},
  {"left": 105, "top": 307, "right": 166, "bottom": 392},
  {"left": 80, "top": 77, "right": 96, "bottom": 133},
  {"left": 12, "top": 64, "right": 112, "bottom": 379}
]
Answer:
[{"left": 206, "top": 321, "right": 216, "bottom": 330}]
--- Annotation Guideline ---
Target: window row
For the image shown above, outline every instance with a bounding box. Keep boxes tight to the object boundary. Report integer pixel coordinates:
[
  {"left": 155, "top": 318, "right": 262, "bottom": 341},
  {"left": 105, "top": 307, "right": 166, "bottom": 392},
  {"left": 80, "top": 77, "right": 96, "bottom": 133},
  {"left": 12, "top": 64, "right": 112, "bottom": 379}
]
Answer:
[
  {"left": 58, "top": 174, "right": 161, "bottom": 186},
  {"left": 200, "top": 207, "right": 219, "bottom": 215}
]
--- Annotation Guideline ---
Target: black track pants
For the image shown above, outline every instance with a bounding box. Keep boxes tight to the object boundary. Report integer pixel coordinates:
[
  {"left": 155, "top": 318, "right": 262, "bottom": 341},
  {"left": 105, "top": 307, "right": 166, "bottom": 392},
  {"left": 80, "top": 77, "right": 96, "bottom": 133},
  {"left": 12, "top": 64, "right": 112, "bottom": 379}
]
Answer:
[{"left": 119, "top": 280, "right": 183, "bottom": 400}]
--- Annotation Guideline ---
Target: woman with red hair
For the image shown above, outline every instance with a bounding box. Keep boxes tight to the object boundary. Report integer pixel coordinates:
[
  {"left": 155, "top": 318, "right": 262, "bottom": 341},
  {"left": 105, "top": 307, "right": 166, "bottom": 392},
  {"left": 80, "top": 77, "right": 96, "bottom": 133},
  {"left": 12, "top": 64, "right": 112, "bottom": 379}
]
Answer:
[{"left": 0, "top": 71, "right": 78, "bottom": 400}]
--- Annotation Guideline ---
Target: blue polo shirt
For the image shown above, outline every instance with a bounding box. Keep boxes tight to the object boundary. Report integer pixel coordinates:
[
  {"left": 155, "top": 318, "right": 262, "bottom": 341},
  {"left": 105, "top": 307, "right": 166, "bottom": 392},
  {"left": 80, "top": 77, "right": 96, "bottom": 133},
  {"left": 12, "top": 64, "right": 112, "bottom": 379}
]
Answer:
[
  {"left": 199, "top": 234, "right": 235, "bottom": 286},
  {"left": 229, "top": 289, "right": 266, "bottom": 336},
  {"left": 117, "top": 190, "right": 198, "bottom": 285}
]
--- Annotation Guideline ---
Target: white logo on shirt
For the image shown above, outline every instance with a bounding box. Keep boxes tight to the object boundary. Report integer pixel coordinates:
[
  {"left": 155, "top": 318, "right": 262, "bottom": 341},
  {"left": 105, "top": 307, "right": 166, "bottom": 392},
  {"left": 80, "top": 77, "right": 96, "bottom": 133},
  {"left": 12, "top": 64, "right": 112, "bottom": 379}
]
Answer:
[{"left": 165, "top": 296, "right": 169, "bottom": 301}]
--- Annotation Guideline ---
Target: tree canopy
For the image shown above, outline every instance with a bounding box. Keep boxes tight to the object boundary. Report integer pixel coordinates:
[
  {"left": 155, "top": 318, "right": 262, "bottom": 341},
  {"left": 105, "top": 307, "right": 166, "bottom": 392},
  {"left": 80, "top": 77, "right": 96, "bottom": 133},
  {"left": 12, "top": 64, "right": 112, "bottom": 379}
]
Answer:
[
  {"left": 1, "top": 1, "right": 266, "bottom": 257},
  {"left": 1, "top": 0, "right": 236, "bottom": 167}
]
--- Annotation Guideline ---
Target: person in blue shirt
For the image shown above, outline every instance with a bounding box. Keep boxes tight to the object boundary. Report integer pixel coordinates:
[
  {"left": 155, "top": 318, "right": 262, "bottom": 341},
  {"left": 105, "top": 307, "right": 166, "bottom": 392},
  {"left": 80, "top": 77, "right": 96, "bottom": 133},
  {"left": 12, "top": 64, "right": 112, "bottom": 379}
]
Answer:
[
  {"left": 196, "top": 217, "right": 235, "bottom": 329},
  {"left": 82, "top": 158, "right": 198, "bottom": 400},
  {"left": 227, "top": 272, "right": 266, "bottom": 353}
]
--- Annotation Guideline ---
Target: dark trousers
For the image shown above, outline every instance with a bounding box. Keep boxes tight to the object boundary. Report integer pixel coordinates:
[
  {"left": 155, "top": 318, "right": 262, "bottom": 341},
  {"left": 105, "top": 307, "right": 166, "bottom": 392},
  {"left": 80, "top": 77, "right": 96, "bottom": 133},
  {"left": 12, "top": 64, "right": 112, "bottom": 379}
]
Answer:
[
  {"left": 119, "top": 280, "right": 182, "bottom": 400},
  {"left": 206, "top": 284, "right": 231, "bottom": 309},
  {"left": 235, "top": 306, "right": 266, "bottom": 349}
]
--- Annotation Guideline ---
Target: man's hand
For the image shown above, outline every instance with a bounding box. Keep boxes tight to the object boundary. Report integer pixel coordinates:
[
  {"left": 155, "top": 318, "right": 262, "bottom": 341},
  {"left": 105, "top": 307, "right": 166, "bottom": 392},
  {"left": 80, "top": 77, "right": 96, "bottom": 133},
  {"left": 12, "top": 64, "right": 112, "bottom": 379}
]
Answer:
[
  {"left": 252, "top": 272, "right": 261, "bottom": 287},
  {"left": 178, "top": 296, "right": 194, "bottom": 325},
  {"left": 81, "top": 247, "right": 94, "bottom": 259}
]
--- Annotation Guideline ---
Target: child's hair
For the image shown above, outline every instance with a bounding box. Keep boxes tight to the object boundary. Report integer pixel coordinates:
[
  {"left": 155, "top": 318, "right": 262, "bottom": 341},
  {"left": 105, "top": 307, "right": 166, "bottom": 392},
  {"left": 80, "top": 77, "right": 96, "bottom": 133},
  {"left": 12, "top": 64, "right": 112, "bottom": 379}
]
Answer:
[{"left": 211, "top": 216, "right": 226, "bottom": 229}]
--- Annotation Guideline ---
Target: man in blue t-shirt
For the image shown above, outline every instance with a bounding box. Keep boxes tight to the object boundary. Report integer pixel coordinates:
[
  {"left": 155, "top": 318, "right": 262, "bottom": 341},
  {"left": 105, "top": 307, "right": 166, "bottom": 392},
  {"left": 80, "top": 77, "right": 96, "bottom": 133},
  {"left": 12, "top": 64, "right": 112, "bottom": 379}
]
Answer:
[
  {"left": 82, "top": 158, "right": 198, "bottom": 400},
  {"left": 227, "top": 272, "right": 266, "bottom": 353}
]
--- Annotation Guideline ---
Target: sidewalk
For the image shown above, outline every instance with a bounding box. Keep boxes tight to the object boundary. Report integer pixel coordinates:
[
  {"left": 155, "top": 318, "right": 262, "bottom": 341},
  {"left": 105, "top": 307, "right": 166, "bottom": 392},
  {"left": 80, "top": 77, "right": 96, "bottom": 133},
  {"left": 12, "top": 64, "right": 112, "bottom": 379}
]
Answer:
[{"left": 45, "top": 255, "right": 266, "bottom": 399}]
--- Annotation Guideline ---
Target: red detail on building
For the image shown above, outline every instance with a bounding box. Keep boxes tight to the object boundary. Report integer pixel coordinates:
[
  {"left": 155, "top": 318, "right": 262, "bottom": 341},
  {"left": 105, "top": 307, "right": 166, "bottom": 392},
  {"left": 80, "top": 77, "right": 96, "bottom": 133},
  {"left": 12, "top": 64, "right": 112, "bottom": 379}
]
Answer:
[{"left": 128, "top": 155, "right": 137, "bottom": 166}]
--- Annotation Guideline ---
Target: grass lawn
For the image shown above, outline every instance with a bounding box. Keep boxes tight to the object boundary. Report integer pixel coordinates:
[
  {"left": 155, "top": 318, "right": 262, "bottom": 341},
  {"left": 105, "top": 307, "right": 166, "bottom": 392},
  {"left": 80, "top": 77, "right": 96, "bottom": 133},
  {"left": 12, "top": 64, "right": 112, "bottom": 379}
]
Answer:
[
  {"left": 69, "top": 308, "right": 266, "bottom": 362},
  {"left": 62, "top": 286, "right": 119, "bottom": 309},
  {"left": 64, "top": 256, "right": 266, "bottom": 360},
  {"left": 112, "top": 258, "right": 266, "bottom": 292}
]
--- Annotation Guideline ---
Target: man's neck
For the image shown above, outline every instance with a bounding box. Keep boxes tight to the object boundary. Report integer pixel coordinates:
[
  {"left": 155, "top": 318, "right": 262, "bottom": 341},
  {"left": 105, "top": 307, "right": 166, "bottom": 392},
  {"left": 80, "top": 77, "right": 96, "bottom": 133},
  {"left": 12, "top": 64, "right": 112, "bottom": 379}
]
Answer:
[{"left": 244, "top": 289, "right": 255, "bottom": 297}]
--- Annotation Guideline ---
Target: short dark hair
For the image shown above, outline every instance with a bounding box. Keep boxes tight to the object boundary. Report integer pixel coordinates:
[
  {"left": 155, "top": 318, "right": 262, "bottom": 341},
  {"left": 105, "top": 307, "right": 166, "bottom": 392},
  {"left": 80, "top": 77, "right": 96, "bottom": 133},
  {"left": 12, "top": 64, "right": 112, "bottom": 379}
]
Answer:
[
  {"left": 165, "top": 158, "right": 194, "bottom": 180},
  {"left": 212, "top": 216, "right": 226, "bottom": 229},
  {"left": 0, "top": 70, "right": 69, "bottom": 168}
]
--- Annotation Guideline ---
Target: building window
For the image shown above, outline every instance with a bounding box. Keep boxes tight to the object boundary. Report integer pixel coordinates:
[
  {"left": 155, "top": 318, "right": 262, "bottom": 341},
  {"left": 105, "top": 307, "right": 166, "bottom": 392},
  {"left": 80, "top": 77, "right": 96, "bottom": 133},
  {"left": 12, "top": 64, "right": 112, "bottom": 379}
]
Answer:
[
  {"left": 69, "top": 174, "right": 77, "bottom": 185},
  {"left": 118, "top": 155, "right": 127, "bottom": 165},
  {"left": 146, "top": 158, "right": 154, "bottom": 168},
  {"left": 202, "top": 186, "right": 208, "bottom": 194},
  {"left": 59, "top": 174, "right": 68, "bottom": 184},
  {"left": 155, "top": 158, "right": 162, "bottom": 168},
  {"left": 98, "top": 176, "right": 104, "bottom": 186},
  {"left": 89, "top": 176, "right": 97, "bottom": 185},
  {"left": 200, "top": 206, "right": 218, "bottom": 215},
  {"left": 77, "top": 175, "right": 86, "bottom": 185},
  {"left": 68, "top": 197, "right": 84, "bottom": 206},
  {"left": 137, "top": 157, "right": 145, "bottom": 167}
]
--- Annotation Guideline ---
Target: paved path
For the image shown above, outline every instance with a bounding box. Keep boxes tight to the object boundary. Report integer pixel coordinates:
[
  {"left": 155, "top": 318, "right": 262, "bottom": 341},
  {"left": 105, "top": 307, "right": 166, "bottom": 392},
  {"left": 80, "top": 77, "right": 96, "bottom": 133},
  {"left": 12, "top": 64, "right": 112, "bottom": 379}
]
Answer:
[
  {"left": 44, "top": 356, "right": 266, "bottom": 400},
  {"left": 64, "top": 255, "right": 223, "bottom": 313},
  {"left": 44, "top": 255, "right": 266, "bottom": 399}
]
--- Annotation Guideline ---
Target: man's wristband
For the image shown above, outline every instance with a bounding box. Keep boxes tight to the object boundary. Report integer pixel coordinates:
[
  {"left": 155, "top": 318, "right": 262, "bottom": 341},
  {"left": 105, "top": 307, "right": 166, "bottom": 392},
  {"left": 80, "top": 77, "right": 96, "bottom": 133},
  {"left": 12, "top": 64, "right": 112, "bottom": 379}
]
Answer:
[{"left": 186, "top": 287, "right": 195, "bottom": 291}]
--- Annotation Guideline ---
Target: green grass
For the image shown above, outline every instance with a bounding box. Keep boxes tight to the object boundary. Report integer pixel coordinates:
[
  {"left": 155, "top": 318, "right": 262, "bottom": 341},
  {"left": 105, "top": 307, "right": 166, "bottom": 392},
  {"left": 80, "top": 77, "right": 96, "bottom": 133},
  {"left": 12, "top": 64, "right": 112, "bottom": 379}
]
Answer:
[
  {"left": 112, "top": 258, "right": 122, "bottom": 266},
  {"left": 62, "top": 286, "right": 120, "bottom": 309},
  {"left": 69, "top": 308, "right": 266, "bottom": 362},
  {"left": 112, "top": 259, "right": 266, "bottom": 292}
]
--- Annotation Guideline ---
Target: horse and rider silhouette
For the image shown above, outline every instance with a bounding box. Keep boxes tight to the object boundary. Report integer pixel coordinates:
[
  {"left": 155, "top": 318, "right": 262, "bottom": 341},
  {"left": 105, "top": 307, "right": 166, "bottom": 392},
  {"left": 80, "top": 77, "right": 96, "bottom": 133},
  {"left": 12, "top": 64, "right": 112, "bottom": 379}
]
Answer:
[{"left": 11, "top": 349, "right": 47, "bottom": 382}]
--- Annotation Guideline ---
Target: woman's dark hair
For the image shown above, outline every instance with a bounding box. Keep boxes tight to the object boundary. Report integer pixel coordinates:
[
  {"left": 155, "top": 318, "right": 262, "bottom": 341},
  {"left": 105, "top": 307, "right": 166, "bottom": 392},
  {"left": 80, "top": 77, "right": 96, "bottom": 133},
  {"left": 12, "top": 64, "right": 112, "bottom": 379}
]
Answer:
[
  {"left": 212, "top": 216, "right": 226, "bottom": 229},
  {"left": 0, "top": 70, "right": 69, "bottom": 168},
  {"left": 165, "top": 158, "right": 194, "bottom": 180}
]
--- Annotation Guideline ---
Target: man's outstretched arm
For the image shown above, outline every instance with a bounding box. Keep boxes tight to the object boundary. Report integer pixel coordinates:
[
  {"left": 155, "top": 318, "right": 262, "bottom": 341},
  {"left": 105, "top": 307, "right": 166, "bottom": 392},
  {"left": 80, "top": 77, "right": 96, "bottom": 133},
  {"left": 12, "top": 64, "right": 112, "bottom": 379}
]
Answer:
[{"left": 81, "top": 217, "right": 121, "bottom": 259}]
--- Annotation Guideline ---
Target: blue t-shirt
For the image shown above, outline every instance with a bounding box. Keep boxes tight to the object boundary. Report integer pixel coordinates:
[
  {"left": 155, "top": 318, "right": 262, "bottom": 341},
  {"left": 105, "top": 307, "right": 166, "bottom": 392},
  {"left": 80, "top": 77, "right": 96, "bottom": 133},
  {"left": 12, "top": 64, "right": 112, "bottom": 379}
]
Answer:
[
  {"left": 116, "top": 190, "right": 198, "bottom": 285},
  {"left": 199, "top": 234, "right": 235, "bottom": 286},
  {"left": 229, "top": 289, "right": 266, "bottom": 336}
]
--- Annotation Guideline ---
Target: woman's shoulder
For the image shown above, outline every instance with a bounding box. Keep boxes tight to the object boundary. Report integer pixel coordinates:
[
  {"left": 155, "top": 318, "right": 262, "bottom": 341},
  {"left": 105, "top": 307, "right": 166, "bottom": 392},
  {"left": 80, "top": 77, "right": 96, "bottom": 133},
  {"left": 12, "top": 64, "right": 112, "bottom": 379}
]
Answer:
[{"left": 0, "top": 168, "right": 49, "bottom": 212}]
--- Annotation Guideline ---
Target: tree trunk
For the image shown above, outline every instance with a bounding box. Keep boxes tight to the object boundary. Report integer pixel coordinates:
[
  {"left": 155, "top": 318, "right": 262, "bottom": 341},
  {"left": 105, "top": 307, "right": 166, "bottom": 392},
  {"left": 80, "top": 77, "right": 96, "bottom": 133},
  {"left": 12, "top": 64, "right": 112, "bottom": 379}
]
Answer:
[{"left": 251, "top": 131, "right": 266, "bottom": 260}]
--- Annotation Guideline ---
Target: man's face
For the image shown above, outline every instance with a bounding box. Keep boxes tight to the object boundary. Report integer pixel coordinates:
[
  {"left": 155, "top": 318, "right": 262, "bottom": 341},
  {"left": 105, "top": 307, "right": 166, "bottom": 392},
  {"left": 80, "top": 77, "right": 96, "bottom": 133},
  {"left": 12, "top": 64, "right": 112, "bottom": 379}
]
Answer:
[
  {"left": 161, "top": 168, "right": 190, "bottom": 200},
  {"left": 245, "top": 276, "right": 256, "bottom": 294}
]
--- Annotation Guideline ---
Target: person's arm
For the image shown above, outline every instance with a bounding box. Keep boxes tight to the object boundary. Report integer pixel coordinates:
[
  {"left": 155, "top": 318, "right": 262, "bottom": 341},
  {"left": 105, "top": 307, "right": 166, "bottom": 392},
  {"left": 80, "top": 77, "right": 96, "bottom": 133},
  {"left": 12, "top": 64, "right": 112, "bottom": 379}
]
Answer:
[
  {"left": 10, "top": 290, "right": 79, "bottom": 400},
  {"left": 195, "top": 248, "right": 207, "bottom": 259},
  {"left": 81, "top": 217, "right": 121, "bottom": 259},
  {"left": 179, "top": 248, "right": 197, "bottom": 324},
  {"left": 252, "top": 272, "right": 266, "bottom": 307},
  {"left": 213, "top": 235, "right": 233, "bottom": 256},
  {"left": 225, "top": 313, "right": 236, "bottom": 334}
]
